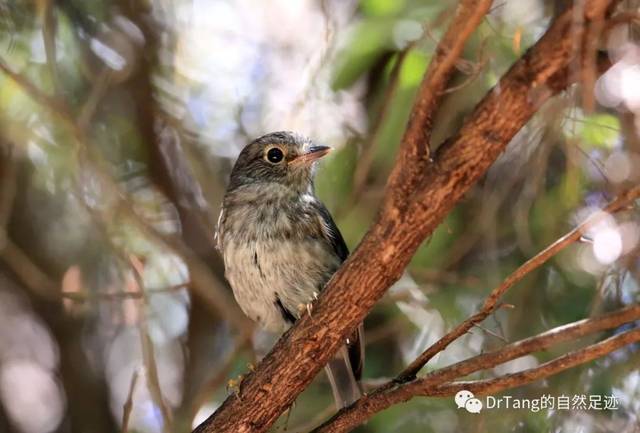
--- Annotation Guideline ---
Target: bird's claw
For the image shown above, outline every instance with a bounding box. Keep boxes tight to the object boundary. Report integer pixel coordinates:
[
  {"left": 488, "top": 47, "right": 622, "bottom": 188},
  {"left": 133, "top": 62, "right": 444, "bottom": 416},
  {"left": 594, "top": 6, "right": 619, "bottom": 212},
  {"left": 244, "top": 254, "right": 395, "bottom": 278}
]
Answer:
[
  {"left": 226, "top": 374, "right": 245, "bottom": 399},
  {"left": 297, "top": 301, "right": 314, "bottom": 317}
]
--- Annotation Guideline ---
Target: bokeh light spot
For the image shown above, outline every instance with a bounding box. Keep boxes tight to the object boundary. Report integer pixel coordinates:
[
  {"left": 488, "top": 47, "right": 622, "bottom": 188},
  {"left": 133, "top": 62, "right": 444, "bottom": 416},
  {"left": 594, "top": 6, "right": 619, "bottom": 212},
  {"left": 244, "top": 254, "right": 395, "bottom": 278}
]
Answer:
[
  {"left": 0, "top": 361, "right": 66, "bottom": 433},
  {"left": 592, "top": 226, "right": 623, "bottom": 265}
]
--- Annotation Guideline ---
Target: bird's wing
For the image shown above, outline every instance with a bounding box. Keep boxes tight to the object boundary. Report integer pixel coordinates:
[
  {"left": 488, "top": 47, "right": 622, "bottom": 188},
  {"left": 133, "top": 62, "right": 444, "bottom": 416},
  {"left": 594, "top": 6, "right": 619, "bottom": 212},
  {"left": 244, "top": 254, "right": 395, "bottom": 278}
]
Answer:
[
  {"left": 313, "top": 201, "right": 349, "bottom": 262},
  {"left": 313, "top": 200, "right": 364, "bottom": 382}
]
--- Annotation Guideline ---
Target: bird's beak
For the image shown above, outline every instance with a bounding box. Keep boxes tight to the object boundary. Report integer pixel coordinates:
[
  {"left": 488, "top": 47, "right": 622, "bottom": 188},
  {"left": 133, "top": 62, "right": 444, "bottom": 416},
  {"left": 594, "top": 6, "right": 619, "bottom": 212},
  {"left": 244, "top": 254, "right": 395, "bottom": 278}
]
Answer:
[{"left": 289, "top": 145, "right": 332, "bottom": 167}]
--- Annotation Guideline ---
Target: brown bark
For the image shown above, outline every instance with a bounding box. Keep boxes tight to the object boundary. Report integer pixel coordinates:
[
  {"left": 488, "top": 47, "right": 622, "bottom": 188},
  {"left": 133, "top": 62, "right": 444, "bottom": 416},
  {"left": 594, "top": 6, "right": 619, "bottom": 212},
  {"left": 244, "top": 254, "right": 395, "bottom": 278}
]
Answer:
[
  {"left": 313, "top": 305, "right": 640, "bottom": 432},
  {"left": 384, "top": 0, "right": 493, "bottom": 208},
  {"left": 427, "top": 327, "right": 640, "bottom": 397},
  {"left": 193, "top": 0, "right": 621, "bottom": 432},
  {"left": 397, "top": 185, "right": 640, "bottom": 381}
]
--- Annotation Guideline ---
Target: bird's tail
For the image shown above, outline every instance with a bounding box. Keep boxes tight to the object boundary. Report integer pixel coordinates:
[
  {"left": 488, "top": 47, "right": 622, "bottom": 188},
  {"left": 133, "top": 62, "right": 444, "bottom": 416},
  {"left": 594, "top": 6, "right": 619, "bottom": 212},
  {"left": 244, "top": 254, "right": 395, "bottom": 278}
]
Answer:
[{"left": 324, "top": 345, "right": 362, "bottom": 409}]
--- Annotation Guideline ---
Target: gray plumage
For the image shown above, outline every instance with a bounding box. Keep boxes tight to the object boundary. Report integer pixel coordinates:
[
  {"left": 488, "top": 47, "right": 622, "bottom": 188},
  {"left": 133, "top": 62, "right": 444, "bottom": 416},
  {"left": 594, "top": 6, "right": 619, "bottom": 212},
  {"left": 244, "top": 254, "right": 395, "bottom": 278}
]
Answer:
[{"left": 216, "top": 131, "right": 364, "bottom": 408}]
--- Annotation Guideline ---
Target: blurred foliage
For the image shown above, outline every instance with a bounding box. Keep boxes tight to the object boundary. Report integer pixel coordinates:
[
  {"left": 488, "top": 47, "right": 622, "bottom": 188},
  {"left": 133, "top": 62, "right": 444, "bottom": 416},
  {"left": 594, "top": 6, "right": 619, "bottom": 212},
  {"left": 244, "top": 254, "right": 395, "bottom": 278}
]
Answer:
[{"left": 0, "top": 1, "right": 639, "bottom": 433}]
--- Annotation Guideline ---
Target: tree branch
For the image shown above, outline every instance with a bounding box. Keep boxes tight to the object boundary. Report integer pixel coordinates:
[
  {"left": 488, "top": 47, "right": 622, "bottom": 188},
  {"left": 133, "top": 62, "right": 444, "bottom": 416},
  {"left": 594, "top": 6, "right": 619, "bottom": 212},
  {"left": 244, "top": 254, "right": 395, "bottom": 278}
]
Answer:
[
  {"left": 384, "top": 0, "right": 493, "bottom": 209},
  {"left": 313, "top": 305, "right": 640, "bottom": 431},
  {"left": 193, "top": 1, "right": 620, "bottom": 432},
  {"left": 427, "top": 327, "right": 640, "bottom": 396},
  {"left": 0, "top": 55, "right": 253, "bottom": 334},
  {"left": 398, "top": 184, "right": 640, "bottom": 381},
  {"left": 193, "top": 2, "right": 491, "bottom": 431}
]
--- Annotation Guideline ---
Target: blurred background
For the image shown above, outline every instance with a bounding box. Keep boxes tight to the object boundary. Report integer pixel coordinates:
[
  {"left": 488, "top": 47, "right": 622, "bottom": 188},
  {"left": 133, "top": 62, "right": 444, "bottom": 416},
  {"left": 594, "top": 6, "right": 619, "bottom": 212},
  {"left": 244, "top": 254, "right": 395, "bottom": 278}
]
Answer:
[{"left": 1, "top": 0, "right": 639, "bottom": 432}]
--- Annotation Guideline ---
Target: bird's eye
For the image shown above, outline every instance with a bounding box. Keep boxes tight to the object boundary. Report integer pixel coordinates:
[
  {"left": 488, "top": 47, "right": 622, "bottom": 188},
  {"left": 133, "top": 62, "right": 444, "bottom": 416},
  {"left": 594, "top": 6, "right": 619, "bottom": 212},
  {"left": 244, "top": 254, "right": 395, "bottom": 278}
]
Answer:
[{"left": 266, "top": 147, "right": 284, "bottom": 164}]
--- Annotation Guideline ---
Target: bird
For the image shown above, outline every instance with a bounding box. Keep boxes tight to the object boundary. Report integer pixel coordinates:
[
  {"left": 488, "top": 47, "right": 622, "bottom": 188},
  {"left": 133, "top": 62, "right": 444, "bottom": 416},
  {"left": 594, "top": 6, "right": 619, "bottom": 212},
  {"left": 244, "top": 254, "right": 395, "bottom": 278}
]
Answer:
[{"left": 215, "top": 131, "right": 364, "bottom": 409}]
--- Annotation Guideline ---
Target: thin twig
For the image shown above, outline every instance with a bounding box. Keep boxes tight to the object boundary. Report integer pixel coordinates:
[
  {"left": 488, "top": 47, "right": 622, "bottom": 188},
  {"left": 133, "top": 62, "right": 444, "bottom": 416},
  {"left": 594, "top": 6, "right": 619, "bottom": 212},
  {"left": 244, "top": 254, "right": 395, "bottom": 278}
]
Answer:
[
  {"left": 139, "top": 327, "right": 173, "bottom": 433},
  {"left": 192, "top": 1, "right": 619, "bottom": 431},
  {"left": 129, "top": 258, "right": 173, "bottom": 433},
  {"left": 384, "top": 0, "right": 494, "bottom": 212},
  {"left": 417, "top": 304, "right": 640, "bottom": 388},
  {"left": 285, "top": 0, "right": 339, "bottom": 127},
  {"left": 397, "top": 184, "right": 640, "bottom": 381},
  {"left": 347, "top": 46, "right": 412, "bottom": 208},
  {"left": 0, "top": 142, "right": 17, "bottom": 230},
  {"left": 581, "top": 5, "right": 605, "bottom": 112},
  {"left": 121, "top": 369, "right": 141, "bottom": 433},
  {"left": 443, "top": 37, "right": 490, "bottom": 94},
  {"left": 40, "top": 0, "right": 62, "bottom": 98},
  {"left": 77, "top": 68, "right": 113, "bottom": 130},
  {"left": 0, "top": 58, "right": 67, "bottom": 114},
  {"left": 61, "top": 282, "right": 190, "bottom": 302},
  {"left": 472, "top": 323, "right": 508, "bottom": 342},
  {"left": 0, "top": 55, "right": 253, "bottom": 334},
  {"left": 312, "top": 305, "right": 640, "bottom": 432},
  {"left": 425, "top": 327, "right": 640, "bottom": 397},
  {"left": 0, "top": 237, "right": 58, "bottom": 300},
  {"left": 604, "top": 10, "right": 640, "bottom": 30}
]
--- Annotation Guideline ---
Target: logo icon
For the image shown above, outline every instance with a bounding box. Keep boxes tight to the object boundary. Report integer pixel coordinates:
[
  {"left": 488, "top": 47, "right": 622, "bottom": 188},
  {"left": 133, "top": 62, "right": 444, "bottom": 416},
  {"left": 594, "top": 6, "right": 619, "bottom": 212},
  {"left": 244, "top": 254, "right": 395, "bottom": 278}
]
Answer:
[{"left": 455, "top": 390, "right": 483, "bottom": 413}]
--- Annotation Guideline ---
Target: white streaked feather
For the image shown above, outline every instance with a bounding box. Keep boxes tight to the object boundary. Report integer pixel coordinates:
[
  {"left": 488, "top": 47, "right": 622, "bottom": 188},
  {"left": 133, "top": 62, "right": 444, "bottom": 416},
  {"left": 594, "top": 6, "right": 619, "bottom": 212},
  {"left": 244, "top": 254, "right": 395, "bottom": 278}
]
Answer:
[{"left": 214, "top": 207, "right": 224, "bottom": 251}]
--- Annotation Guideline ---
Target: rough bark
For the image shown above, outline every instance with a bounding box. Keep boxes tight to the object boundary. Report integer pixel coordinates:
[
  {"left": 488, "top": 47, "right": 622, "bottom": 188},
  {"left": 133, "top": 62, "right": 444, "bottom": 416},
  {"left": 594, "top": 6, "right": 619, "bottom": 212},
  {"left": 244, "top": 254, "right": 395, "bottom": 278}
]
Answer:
[
  {"left": 314, "top": 304, "right": 640, "bottom": 432},
  {"left": 193, "top": 1, "right": 620, "bottom": 432}
]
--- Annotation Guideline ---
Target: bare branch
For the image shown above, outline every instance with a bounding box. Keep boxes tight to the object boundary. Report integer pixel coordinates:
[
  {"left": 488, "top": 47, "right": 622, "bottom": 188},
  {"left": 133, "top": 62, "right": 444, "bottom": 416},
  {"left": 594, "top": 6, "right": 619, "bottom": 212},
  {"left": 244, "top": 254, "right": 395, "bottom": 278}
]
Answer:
[
  {"left": 40, "top": 0, "right": 62, "bottom": 98},
  {"left": 0, "top": 58, "right": 67, "bottom": 114},
  {"left": 60, "top": 283, "right": 190, "bottom": 302},
  {"left": 0, "top": 237, "right": 58, "bottom": 300},
  {"left": 398, "top": 185, "right": 640, "bottom": 381},
  {"left": 121, "top": 369, "right": 140, "bottom": 433},
  {"left": 428, "top": 327, "right": 640, "bottom": 396},
  {"left": 139, "top": 326, "right": 173, "bottom": 433},
  {"left": 313, "top": 305, "right": 640, "bottom": 432},
  {"left": 581, "top": 5, "right": 606, "bottom": 112},
  {"left": 384, "top": 0, "right": 493, "bottom": 210},
  {"left": 0, "top": 143, "right": 17, "bottom": 232},
  {"left": 349, "top": 46, "right": 412, "bottom": 206},
  {"left": 604, "top": 10, "right": 640, "bottom": 30},
  {"left": 0, "top": 56, "right": 253, "bottom": 334},
  {"left": 192, "top": 1, "right": 621, "bottom": 432}
]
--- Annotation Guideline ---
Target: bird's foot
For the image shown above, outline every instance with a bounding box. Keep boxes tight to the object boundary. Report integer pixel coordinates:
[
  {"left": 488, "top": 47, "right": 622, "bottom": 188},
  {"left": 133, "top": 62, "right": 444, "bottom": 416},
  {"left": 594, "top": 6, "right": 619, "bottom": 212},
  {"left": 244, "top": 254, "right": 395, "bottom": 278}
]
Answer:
[
  {"left": 306, "top": 302, "right": 313, "bottom": 317},
  {"left": 297, "top": 292, "right": 319, "bottom": 318},
  {"left": 298, "top": 301, "right": 314, "bottom": 318},
  {"left": 226, "top": 374, "right": 245, "bottom": 399}
]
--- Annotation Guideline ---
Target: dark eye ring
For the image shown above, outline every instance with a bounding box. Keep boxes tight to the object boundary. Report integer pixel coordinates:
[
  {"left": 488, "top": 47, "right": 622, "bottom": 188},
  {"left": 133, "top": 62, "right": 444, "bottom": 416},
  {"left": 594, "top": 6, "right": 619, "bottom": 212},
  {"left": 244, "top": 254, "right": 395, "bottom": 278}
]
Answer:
[{"left": 266, "top": 147, "right": 284, "bottom": 164}]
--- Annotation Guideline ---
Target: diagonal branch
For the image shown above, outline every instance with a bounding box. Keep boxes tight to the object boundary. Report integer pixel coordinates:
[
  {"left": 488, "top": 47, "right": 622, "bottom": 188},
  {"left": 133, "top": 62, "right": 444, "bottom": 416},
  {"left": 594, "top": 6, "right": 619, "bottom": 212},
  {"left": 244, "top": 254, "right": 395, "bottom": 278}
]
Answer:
[
  {"left": 193, "top": 1, "right": 621, "bottom": 432},
  {"left": 398, "top": 184, "right": 640, "bottom": 381},
  {"left": 0, "top": 56, "right": 252, "bottom": 334},
  {"left": 313, "top": 305, "right": 640, "bottom": 431},
  {"left": 428, "top": 327, "right": 640, "bottom": 397},
  {"left": 405, "top": 304, "right": 640, "bottom": 393},
  {"left": 384, "top": 0, "right": 493, "bottom": 211},
  {"left": 193, "top": 2, "right": 491, "bottom": 431}
]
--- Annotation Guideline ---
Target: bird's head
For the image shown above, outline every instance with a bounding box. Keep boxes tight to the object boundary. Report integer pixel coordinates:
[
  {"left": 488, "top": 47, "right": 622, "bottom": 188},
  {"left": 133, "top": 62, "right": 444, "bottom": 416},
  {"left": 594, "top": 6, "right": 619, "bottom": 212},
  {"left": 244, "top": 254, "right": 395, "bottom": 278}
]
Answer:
[{"left": 227, "top": 131, "right": 331, "bottom": 192}]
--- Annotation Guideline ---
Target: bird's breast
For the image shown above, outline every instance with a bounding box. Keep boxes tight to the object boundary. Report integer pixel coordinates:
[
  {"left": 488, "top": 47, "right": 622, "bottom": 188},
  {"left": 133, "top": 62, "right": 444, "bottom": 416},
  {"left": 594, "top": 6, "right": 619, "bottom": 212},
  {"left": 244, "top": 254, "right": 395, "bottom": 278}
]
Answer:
[{"left": 219, "top": 193, "right": 340, "bottom": 331}]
